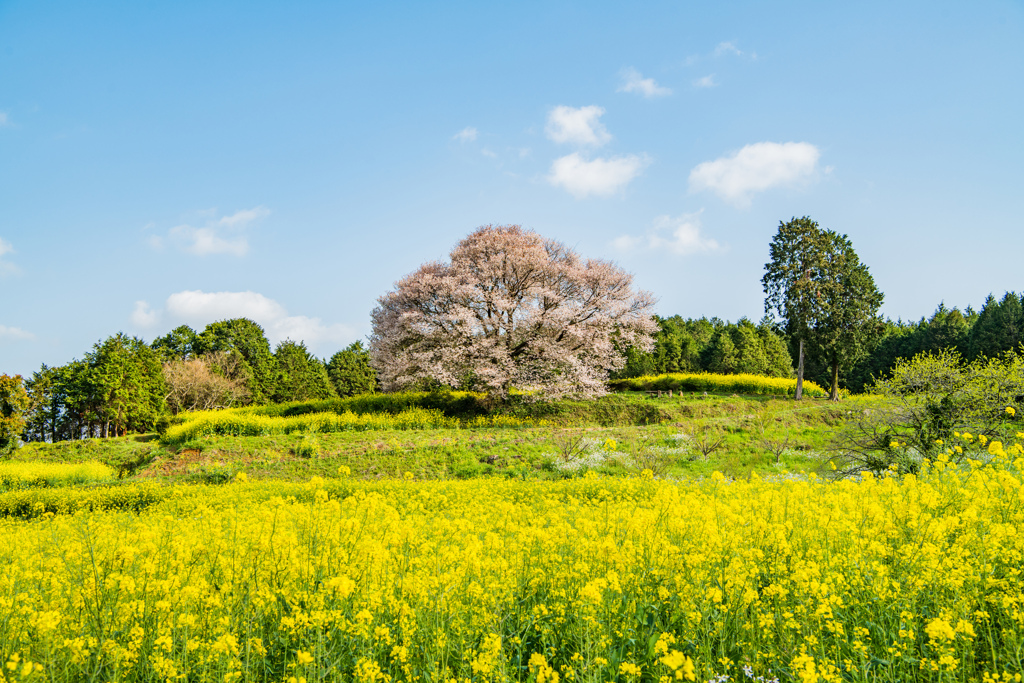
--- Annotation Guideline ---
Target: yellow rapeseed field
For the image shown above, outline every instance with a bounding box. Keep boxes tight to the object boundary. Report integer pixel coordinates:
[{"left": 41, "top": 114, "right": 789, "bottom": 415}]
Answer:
[
  {"left": 609, "top": 372, "right": 828, "bottom": 398},
  {"left": 164, "top": 408, "right": 544, "bottom": 445},
  {"left": 0, "top": 460, "right": 115, "bottom": 490},
  {"left": 1, "top": 435, "right": 1023, "bottom": 682}
]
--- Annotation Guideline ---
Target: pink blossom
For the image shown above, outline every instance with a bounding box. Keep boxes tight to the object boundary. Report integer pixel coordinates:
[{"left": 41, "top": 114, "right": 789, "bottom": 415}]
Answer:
[{"left": 370, "top": 225, "right": 656, "bottom": 400}]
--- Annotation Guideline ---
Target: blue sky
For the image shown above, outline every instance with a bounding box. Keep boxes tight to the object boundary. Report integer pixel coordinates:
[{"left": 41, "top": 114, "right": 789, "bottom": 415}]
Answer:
[{"left": 2, "top": 0, "right": 1022, "bottom": 376}]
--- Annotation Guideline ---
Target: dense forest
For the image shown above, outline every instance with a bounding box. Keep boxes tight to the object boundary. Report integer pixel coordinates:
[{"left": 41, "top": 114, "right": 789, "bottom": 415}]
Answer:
[
  {"left": 2, "top": 291, "right": 1022, "bottom": 443},
  {"left": 616, "top": 291, "right": 1024, "bottom": 393}
]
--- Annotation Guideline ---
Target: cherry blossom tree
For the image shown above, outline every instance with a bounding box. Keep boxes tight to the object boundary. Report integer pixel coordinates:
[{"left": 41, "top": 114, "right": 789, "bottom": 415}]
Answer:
[{"left": 370, "top": 225, "right": 657, "bottom": 400}]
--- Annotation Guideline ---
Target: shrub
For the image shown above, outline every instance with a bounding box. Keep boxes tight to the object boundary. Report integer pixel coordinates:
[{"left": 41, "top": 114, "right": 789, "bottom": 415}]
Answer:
[
  {"left": 831, "top": 348, "right": 1024, "bottom": 474},
  {"left": 295, "top": 435, "right": 322, "bottom": 459}
]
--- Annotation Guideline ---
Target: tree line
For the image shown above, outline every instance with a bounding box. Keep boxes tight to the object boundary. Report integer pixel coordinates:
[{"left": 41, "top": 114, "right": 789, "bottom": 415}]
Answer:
[
  {"left": 843, "top": 292, "right": 1024, "bottom": 392},
  {"left": 6, "top": 318, "right": 376, "bottom": 444},
  {"left": 609, "top": 290, "right": 1024, "bottom": 395},
  {"left": 615, "top": 316, "right": 795, "bottom": 379}
]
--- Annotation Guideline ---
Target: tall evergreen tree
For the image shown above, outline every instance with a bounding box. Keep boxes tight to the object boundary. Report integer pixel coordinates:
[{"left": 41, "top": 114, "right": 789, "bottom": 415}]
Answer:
[
  {"left": 326, "top": 341, "right": 377, "bottom": 397},
  {"left": 86, "top": 333, "right": 166, "bottom": 437},
  {"left": 0, "top": 374, "right": 30, "bottom": 455},
  {"left": 273, "top": 340, "right": 336, "bottom": 403},
  {"left": 763, "top": 217, "right": 884, "bottom": 400},
  {"left": 968, "top": 292, "right": 1023, "bottom": 360},
  {"left": 152, "top": 325, "right": 202, "bottom": 360}
]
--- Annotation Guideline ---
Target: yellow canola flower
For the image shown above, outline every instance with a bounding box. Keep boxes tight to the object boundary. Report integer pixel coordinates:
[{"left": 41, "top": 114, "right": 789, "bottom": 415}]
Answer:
[
  {"left": 926, "top": 618, "right": 957, "bottom": 642},
  {"left": 1007, "top": 406, "right": 1016, "bottom": 416},
  {"left": 0, "top": 461, "right": 1023, "bottom": 681},
  {"left": 619, "top": 662, "right": 642, "bottom": 677}
]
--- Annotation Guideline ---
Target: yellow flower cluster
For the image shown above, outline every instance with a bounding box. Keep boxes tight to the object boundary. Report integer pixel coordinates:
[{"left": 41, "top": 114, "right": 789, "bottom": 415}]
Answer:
[
  {"left": 164, "top": 408, "right": 461, "bottom": 443},
  {"left": 166, "top": 408, "right": 546, "bottom": 445},
  {"left": 0, "top": 460, "right": 115, "bottom": 490},
  {"left": 0, "top": 447, "right": 1023, "bottom": 681},
  {"left": 610, "top": 371, "right": 828, "bottom": 397}
]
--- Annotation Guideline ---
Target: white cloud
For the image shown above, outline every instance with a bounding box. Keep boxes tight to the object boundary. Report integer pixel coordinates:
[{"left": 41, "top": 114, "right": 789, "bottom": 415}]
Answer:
[
  {"left": 613, "top": 212, "right": 720, "bottom": 256},
  {"left": 0, "top": 113, "right": 8, "bottom": 127},
  {"left": 693, "top": 74, "right": 717, "bottom": 88},
  {"left": 545, "top": 105, "right": 611, "bottom": 147},
  {"left": 158, "top": 206, "right": 270, "bottom": 257},
  {"left": 618, "top": 68, "right": 671, "bottom": 98},
  {"left": 610, "top": 234, "right": 641, "bottom": 251},
  {"left": 167, "top": 290, "right": 288, "bottom": 322},
  {"left": 0, "top": 325, "right": 34, "bottom": 341},
  {"left": 216, "top": 207, "right": 268, "bottom": 228},
  {"left": 649, "top": 214, "right": 720, "bottom": 255},
  {"left": 0, "top": 237, "right": 19, "bottom": 276},
  {"left": 548, "top": 153, "right": 647, "bottom": 198},
  {"left": 140, "top": 290, "right": 356, "bottom": 349},
  {"left": 131, "top": 301, "right": 160, "bottom": 327},
  {"left": 689, "top": 142, "right": 821, "bottom": 206},
  {"left": 714, "top": 41, "right": 744, "bottom": 57},
  {"left": 169, "top": 226, "right": 249, "bottom": 256},
  {"left": 453, "top": 126, "right": 478, "bottom": 142}
]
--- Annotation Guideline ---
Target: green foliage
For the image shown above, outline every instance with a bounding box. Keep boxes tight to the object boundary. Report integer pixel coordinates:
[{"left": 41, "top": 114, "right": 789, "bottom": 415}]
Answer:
[
  {"left": 151, "top": 324, "right": 202, "bottom": 360},
  {"left": 615, "top": 316, "right": 792, "bottom": 379},
  {"left": 831, "top": 348, "right": 1024, "bottom": 474},
  {"left": 22, "top": 336, "right": 165, "bottom": 441},
  {"left": 846, "top": 303, "right": 973, "bottom": 392},
  {"left": 0, "top": 374, "right": 30, "bottom": 455},
  {"left": 763, "top": 216, "right": 884, "bottom": 400},
  {"left": 86, "top": 333, "right": 167, "bottom": 436},
  {"left": 326, "top": 341, "right": 377, "bottom": 397},
  {"left": 272, "top": 340, "right": 336, "bottom": 403},
  {"left": 968, "top": 291, "right": 1024, "bottom": 360}
]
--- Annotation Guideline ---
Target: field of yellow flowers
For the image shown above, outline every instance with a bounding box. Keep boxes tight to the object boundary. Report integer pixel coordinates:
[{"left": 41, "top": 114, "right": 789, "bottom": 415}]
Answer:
[{"left": 2, "top": 436, "right": 1023, "bottom": 682}]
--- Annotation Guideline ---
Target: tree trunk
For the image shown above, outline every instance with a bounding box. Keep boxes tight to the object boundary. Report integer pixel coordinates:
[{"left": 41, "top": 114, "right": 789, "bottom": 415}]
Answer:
[
  {"left": 829, "top": 357, "right": 840, "bottom": 402},
  {"left": 795, "top": 338, "right": 804, "bottom": 401}
]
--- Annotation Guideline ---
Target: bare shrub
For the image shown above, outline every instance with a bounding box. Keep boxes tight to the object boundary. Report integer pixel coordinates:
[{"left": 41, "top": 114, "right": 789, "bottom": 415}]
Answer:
[
  {"left": 690, "top": 422, "right": 726, "bottom": 461},
  {"left": 163, "top": 352, "right": 249, "bottom": 414}
]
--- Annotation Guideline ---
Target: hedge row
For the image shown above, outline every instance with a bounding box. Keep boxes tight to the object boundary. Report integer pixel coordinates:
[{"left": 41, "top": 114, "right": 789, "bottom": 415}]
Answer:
[{"left": 608, "top": 372, "right": 827, "bottom": 397}]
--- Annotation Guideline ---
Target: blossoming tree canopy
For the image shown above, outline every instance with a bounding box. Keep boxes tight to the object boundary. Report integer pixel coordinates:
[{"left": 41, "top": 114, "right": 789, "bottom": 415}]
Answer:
[{"left": 369, "top": 224, "right": 658, "bottom": 400}]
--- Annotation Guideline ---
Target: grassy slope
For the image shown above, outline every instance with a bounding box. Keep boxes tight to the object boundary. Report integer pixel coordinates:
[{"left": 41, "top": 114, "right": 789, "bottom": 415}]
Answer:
[{"left": 11, "top": 392, "right": 884, "bottom": 484}]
